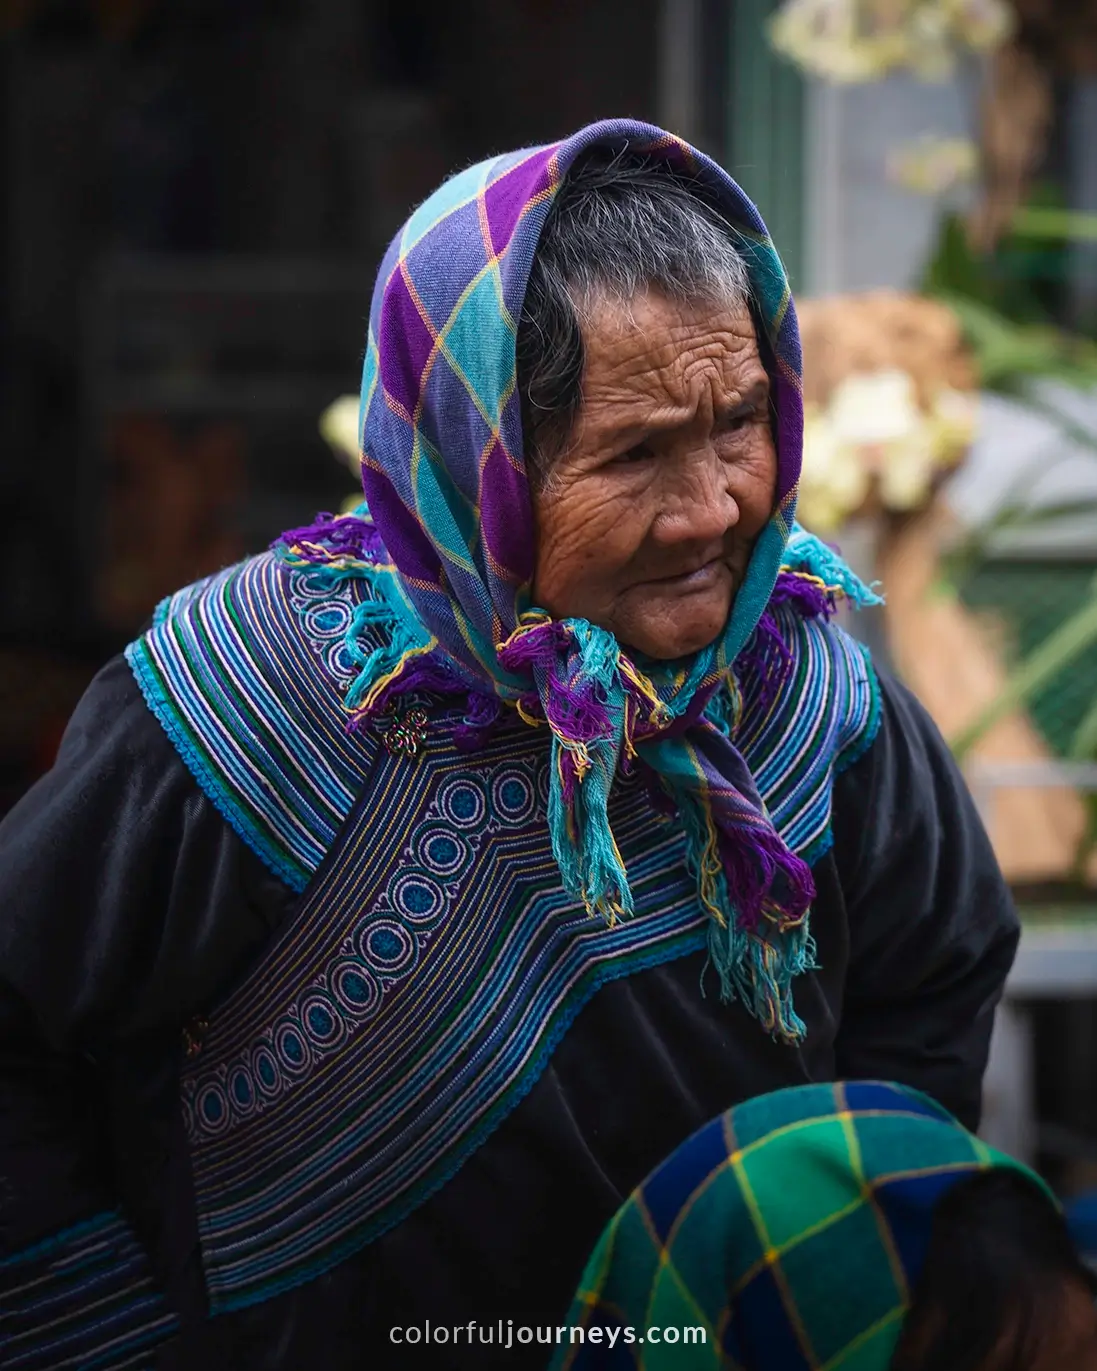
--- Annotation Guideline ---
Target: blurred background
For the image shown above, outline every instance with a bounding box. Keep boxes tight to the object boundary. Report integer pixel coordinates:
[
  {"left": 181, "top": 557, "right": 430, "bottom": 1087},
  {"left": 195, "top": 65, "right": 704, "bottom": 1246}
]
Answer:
[{"left": 2, "top": 0, "right": 1097, "bottom": 1230}]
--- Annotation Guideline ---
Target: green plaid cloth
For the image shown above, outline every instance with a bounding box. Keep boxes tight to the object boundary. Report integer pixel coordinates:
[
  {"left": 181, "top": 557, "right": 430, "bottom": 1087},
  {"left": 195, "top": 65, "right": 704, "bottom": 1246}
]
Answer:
[{"left": 554, "top": 1081, "right": 1040, "bottom": 1371}]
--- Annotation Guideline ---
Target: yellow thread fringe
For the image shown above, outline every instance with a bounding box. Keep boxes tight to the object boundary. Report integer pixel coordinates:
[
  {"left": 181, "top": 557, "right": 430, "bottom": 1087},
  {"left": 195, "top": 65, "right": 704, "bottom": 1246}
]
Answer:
[{"left": 359, "top": 641, "right": 438, "bottom": 711}]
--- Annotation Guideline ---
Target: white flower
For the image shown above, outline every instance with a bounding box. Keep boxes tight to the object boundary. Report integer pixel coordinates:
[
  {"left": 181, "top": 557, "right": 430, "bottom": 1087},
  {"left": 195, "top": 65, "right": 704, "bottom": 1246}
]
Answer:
[
  {"left": 796, "top": 373, "right": 975, "bottom": 527},
  {"left": 952, "top": 0, "right": 1014, "bottom": 50},
  {"left": 769, "top": 0, "right": 888, "bottom": 82},
  {"left": 829, "top": 370, "right": 921, "bottom": 445},
  {"left": 929, "top": 386, "right": 979, "bottom": 464},
  {"left": 798, "top": 408, "right": 872, "bottom": 532},
  {"left": 319, "top": 395, "right": 361, "bottom": 472},
  {"left": 768, "top": 0, "right": 1013, "bottom": 83},
  {"left": 879, "top": 430, "right": 938, "bottom": 509},
  {"left": 886, "top": 135, "right": 978, "bottom": 195}
]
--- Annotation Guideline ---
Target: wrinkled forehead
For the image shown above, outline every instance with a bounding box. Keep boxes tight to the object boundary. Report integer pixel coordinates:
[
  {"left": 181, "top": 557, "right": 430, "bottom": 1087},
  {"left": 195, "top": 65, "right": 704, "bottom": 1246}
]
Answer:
[{"left": 363, "top": 119, "right": 802, "bottom": 507}]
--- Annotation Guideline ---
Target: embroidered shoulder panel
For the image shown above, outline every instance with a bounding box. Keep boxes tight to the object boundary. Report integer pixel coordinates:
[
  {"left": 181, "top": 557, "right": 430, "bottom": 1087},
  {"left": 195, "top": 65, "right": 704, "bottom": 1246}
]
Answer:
[
  {"left": 126, "top": 553, "right": 380, "bottom": 892},
  {"left": 128, "top": 562, "right": 880, "bottom": 893},
  {"left": 736, "top": 605, "right": 880, "bottom": 867},
  {"left": 182, "top": 734, "right": 706, "bottom": 1312},
  {"left": 176, "top": 611, "right": 878, "bottom": 1313}
]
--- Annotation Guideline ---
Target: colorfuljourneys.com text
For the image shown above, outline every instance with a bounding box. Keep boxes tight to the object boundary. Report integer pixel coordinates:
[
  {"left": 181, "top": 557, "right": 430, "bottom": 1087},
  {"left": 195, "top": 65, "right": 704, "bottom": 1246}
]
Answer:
[{"left": 389, "top": 1321, "right": 706, "bottom": 1349}]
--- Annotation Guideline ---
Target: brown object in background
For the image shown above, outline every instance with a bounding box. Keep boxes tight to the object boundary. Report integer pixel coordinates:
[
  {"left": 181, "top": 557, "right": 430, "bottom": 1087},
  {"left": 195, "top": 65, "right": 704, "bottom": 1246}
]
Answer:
[
  {"left": 968, "top": 40, "right": 1053, "bottom": 253},
  {"left": 797, "top": 290, "right": 977, "bottom": 410},
  {"left": 964, "top": 0, "right": 1097, "bottom": 252},
  {"left": 1010, "top": 0, "right": 1097, "bottom": 78},
  {"left": 96, "top": 415, "right": 247, "bottom": 634},
  {"left": 880, "top": 501, "right": 1095, "bottom": 884}
]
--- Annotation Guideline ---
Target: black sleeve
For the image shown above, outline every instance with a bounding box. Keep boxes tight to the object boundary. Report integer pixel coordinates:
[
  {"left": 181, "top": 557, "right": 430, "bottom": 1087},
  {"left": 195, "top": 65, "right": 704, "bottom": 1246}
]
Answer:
[
  {"left": 831, "top": 666, "right": 1020, "bottom": 1133},
  {"left": 0, "top": 656, "right": 293, "bottom": 1369}
]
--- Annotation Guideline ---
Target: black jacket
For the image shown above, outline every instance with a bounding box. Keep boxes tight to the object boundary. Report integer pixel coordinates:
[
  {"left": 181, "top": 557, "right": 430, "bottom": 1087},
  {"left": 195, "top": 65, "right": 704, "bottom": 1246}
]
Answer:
[{"left": 0, "top": 657, "right": 1018, "bottom": 1370}]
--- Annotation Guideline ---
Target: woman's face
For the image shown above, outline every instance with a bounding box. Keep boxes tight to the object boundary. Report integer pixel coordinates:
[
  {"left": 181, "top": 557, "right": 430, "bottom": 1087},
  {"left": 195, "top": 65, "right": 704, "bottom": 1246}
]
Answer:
[{"left": 530, "top": 289, "right": 777, "bottom": 661}]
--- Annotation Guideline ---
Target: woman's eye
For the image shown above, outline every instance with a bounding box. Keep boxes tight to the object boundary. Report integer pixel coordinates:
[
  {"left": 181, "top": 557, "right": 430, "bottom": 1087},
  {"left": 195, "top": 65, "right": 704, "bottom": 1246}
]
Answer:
[
  {"left": 616, "top": 442, "right": 654, "bottom": 464},
  {"left": 716, "top": 409, "right": 752, "bottom": 434}
]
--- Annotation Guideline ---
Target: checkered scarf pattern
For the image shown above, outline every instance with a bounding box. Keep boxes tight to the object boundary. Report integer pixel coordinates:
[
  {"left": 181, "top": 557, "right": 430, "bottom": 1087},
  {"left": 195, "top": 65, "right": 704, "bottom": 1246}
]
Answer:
[
  {"left": 278, "top": 120, "right": 878, "bottom": 1041},
  {"left": 553, "top": 1081, "right": 1041, "bottom": 1371}
]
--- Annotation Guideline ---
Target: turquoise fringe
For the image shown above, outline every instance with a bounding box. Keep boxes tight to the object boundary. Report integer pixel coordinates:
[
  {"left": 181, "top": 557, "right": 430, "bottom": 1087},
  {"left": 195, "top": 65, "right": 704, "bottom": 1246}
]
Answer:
[
  {"left": 545, "top": 622, "right": 634, "bottom": 918},
  {"left": 784, "top": 526, "right": 885, "bottom": 609}
]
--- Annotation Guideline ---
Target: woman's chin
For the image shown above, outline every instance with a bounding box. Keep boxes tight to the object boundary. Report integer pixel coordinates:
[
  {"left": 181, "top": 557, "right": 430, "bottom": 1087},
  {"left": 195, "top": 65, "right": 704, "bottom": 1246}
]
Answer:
[{"left": 622, "top": 606, "right": 729, "bottom": 661}]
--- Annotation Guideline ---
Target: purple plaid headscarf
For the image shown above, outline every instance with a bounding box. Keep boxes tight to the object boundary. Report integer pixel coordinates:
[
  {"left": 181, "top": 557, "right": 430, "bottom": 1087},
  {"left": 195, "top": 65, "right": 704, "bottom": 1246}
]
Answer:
[{"left": 278, "top": 120, "right": 878, "bottom": 1042}]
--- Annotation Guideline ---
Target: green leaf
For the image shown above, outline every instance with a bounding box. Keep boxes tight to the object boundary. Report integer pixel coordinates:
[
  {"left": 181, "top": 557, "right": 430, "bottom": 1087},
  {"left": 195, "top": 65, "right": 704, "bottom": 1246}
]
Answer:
[
  {"left": 997, "top": 497, "right": 1097, "bottom": 525},
  {"left": 940, "top": 460, "right": 1097, "bottom": 593},
  {"left": 939, "top": 293, "right": 1097, "bottom": 390},
  {"left": 921, "top": 213, "right": 997, "bottom": 306},
  {"left": 1013, "top": 383, "right": 1097, "bottom": 452},
  {"left": 1013, "top": 206, "right": 1097, "bottom": 244}
]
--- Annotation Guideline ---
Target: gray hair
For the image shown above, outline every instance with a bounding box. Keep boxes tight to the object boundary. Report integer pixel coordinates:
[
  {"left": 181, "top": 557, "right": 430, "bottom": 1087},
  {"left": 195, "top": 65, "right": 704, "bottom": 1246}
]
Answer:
[{"left": 516, "top": 146, "right": 753, "bottom": 480}]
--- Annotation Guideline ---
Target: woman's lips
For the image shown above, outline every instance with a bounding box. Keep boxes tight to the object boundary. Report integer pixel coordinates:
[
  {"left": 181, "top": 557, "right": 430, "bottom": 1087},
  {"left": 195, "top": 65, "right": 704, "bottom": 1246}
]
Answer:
[{"left": 645, "top": 557, "right": 729, "bottom": 591}]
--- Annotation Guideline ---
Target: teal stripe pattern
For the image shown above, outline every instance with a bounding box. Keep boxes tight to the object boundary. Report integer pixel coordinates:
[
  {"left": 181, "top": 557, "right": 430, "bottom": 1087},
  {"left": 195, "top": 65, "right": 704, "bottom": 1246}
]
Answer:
[
  {"left": 181, "top": 727, "right": 709, "bottom": 1312},
  {"left": 747, "top": 608, "right": 879, "bottom": 866},
  {"left": 0, "top": 1211, "right": 178, "bottom": 1370},
  {"left": 127, "top": 552, "right": 878, "bottom": 900},
  {"left": 126, "top": 552, "right": 879, "bottom": 1312},
  {"left": 127, "top": 557, "right": 380, "bottom": 892}
]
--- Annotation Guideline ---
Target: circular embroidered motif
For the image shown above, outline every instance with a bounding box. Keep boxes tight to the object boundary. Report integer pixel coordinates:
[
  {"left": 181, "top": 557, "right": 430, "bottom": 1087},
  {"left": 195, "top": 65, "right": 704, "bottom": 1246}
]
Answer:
[
  {"left": 182, "top": 758, "right": 547, "bottom": 1142},
  {"left": 492, "top": 768, "right": 536, "bottom": 825},
  {"left": 390, "top": 869, "right": 447, "bottom": 928},
  {"left": 436, "top": 774, "right": 488, "bottom": 830},
  {"left": 330, "top": 959, "right": 383, "bottom": 1018}
]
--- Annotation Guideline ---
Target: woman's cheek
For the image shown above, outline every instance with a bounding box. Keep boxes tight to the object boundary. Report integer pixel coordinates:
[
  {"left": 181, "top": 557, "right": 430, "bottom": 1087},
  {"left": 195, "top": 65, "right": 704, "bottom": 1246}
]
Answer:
[{"left": 558, "top": 480, "right": 643, "bottom": 553}]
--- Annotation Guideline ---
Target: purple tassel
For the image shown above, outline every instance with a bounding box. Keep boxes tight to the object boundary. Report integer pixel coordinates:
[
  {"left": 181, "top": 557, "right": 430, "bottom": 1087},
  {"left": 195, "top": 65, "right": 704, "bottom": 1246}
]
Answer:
[
  {"left": 769, "top": 569, "right": 835, "bottom": 619},
  {"left": 275, "top": 513, "right": 385, "bottom": 565},
  {"left": 717, "top": 821, "right": 815, "bottom": 934},
  {"left": 346, "top": 655, "right": 466, "bottom": 731},
  {"left": 542, "top": 683, "right": 615, "bottom": 746},
  {"left": 348, "top": 650, "right": 506, "bottom": 753},
  {"left": 735, "top": 609, "right": 791, "bottom": 716},
  {"left": 733, "top": 569, "right": 836, "bottom": 716},
  {"left": 498, "top": 621, "right": 617, "bottom": 745},
  {"left": 452, "top": 691, "right": 505, "bottom": 751},
  {"left": 496, "top": 620, "right": 572, "bottom": 672}
]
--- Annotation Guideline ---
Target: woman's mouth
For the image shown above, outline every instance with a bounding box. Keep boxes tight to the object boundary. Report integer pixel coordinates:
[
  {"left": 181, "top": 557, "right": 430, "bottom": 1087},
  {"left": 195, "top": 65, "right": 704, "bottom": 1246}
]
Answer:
[{"left": 647, "top": 557, "right": 729, "bottom": 591}]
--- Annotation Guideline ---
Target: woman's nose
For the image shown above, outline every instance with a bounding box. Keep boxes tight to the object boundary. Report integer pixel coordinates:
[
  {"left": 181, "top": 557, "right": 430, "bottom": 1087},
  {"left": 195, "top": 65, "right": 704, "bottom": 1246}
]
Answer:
[{"left": 649, "top": 448, "right": 740, "bottom": 546}]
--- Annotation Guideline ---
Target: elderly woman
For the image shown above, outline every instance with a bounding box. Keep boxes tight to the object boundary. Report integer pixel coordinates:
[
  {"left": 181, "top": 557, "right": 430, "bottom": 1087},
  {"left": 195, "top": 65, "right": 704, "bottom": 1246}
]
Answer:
[{"left": 0, "top": 122, "right": 1016, "bottom": 1370}]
